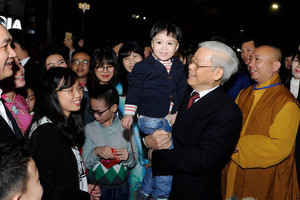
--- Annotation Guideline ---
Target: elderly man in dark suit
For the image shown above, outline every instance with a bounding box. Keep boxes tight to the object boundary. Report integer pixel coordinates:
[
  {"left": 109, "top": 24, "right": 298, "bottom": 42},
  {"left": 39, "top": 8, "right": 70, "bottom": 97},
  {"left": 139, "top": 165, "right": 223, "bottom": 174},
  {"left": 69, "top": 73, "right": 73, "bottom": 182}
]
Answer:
[
  {"left": 144, "top": 41, "right": 243, "bottom": 200},
  {"left": 0, "top": 23, "right": 23, "bottom": 144}
]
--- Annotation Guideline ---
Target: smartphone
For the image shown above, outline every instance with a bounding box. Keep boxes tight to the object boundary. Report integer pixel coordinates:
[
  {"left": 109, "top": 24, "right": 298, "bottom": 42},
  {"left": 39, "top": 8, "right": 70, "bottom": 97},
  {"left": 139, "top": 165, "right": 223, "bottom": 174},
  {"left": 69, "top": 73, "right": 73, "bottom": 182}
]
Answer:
[{"left": 65, "top": 32, "right": 72, "bottom": 40}]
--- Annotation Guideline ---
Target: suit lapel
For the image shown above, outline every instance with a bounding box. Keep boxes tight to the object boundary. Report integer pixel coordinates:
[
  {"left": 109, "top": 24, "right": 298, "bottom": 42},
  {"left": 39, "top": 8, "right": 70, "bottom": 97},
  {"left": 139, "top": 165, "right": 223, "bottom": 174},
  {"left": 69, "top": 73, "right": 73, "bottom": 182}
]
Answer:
[
  {"left": 0, "top": 114, "right": 13, "bottom": 132},
  {"left": 181, "top": 86, "right": 224, "bottom": 112},
  {"left": 3, "top": 103, "right": 23, "bottom": 140},
  {"left": 0, "top": 112, "right": 19, "bottom": 143}
]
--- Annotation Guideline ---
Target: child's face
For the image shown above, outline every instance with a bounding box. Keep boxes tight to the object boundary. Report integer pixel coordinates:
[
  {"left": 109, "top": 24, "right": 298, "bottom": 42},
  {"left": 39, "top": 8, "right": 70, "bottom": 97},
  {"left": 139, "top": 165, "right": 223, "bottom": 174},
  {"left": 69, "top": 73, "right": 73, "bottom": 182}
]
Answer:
[
  {"left": 151, "top": 30, "right": 179, "bottom": 61},
  {"left": 26, "top": 88, "right": 36, "bottom": 113},
  {"left": 90, "top": 98, "right": 116, "bottom": 127}
]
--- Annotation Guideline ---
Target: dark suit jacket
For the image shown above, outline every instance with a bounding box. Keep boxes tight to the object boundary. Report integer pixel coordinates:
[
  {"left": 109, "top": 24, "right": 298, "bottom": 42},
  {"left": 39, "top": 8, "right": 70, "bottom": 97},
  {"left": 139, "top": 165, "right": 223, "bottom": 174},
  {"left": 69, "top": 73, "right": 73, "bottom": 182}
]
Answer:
[
  {"left": 0, "top": 115, "right": 17, "bottom": 143},
  {"left": 0, "top": 103, "right": 23, "bottom": 144},
  {"left": 152, "top": 86, "right": 242, "bottom": 200},
  {"left": 24, "top": 57, "right": 43, "bottom": 93}
]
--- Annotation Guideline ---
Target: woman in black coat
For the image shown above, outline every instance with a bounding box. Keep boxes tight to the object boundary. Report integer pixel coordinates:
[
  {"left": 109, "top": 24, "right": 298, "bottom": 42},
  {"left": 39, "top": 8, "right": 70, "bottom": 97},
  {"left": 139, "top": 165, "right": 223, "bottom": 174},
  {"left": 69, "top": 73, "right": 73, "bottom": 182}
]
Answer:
[{"left": 29, "top": 67, "right": 100, "bottom": 200}]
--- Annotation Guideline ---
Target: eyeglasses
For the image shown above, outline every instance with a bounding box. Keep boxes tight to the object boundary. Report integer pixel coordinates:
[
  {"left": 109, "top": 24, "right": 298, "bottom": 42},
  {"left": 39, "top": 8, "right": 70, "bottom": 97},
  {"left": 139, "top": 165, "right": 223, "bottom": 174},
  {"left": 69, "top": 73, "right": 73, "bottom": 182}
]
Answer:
[
  {"left": 59, "top": 85, "right": 84, "bottom": 96},
  {"left": 193, "top": 64, "right": 213, "bottom": 69},
  {"left": 190, "top": 58, "right": 214, "bottom": 70},
  {"left": 72, "top": 59, "right": 90, "bottom": 66},
  {"left": 89, "top": 105, "right": 113, "bottom": 116},
  {"left": 95, "top": 65, "right": 114, "bottom": 72}
]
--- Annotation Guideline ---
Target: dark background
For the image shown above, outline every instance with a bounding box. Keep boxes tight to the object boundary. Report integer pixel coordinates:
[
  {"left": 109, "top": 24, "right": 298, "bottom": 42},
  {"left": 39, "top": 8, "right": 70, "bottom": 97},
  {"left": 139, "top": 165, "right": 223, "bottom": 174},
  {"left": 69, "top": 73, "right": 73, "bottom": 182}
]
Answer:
[{"left": 32, "top": 0, "right": 299, "bottom": 53}]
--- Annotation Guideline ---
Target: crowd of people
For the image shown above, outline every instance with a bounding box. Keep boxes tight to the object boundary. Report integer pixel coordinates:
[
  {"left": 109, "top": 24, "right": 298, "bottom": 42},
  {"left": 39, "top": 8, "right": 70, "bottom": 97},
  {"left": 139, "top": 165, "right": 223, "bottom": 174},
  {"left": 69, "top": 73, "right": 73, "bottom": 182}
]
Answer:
[{"left": 0, "top": 17, "right": 300, "bottom": 200}]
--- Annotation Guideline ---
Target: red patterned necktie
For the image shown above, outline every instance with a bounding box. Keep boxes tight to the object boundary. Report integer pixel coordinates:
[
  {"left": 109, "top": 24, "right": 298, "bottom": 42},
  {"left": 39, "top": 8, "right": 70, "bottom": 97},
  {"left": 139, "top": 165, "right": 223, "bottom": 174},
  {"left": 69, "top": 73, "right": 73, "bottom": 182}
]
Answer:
[{"left": 186, "top": 92, "right": 200, "bottom": 109}]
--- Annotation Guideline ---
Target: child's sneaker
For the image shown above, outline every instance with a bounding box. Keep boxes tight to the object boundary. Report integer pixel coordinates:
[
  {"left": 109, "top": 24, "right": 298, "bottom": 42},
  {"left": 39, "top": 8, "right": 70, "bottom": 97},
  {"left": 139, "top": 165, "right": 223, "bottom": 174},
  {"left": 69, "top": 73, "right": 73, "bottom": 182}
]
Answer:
[{"left": 135, "top": 190, "right": 150, "bottom": 200}]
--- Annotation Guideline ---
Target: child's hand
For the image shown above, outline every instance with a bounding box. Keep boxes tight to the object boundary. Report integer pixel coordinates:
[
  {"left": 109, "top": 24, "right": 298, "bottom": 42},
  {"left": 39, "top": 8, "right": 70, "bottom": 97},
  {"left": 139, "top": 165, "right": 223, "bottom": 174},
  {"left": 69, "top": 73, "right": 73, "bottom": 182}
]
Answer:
[
  {"left": 63, "top": 38, "right": 74, "bottom": 50},
  {"left": 170, "top": 112, "right": 178, "bottom": 125},
  {"left": 94, "top": 146, "right": 115, "bottom": 159},
  {"left": 113, "top": 148, "right": 129, "bottom": 161},
  {"left": 147, "top": 148, "right": 154, "bottom": 162},
  {"left": 234, "top": 147, "right": 239, "bottom": 153},
  {"left": 88, "top": 184, "right": 101, "bottom": 200},
  {"left": 121, "top": 114, "right": 133, "bottom": 129}
]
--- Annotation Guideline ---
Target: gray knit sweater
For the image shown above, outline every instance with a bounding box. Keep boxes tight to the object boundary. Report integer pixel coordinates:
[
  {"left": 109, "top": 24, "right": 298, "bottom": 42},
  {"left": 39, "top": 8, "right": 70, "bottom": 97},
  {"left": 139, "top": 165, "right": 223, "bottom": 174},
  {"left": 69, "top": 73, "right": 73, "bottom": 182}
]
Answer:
[{"left": 82, "top": 117, "right": 138, "bottom": 188}]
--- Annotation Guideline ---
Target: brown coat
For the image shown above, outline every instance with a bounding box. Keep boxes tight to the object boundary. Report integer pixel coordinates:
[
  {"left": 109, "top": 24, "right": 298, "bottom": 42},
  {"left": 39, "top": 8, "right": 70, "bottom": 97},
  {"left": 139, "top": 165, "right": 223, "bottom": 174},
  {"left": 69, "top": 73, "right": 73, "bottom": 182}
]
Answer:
[{"left": 222, "top": 76, "right": 300, "bottom": 200}]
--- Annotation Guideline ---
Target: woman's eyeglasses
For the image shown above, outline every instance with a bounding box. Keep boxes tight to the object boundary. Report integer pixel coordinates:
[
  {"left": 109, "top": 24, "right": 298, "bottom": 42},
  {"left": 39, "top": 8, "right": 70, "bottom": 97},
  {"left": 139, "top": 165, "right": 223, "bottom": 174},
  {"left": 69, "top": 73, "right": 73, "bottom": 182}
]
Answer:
[
  {"left": 59, "top": 85, "right": 84, "bottom": 96},
  {"left": 95, "top": 65, "right": 114, "bottom": 72}
]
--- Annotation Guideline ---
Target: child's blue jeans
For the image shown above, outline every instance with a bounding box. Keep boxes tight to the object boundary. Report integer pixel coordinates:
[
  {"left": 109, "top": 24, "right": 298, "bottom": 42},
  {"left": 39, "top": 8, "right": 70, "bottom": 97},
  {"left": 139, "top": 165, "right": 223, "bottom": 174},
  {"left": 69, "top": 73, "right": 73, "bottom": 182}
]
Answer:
[
  {"left": 100, "top": 181, "right": 129, "bottom": 200},
  {"left": 138, "top": 116, "right": 173, "bottom": 199}
]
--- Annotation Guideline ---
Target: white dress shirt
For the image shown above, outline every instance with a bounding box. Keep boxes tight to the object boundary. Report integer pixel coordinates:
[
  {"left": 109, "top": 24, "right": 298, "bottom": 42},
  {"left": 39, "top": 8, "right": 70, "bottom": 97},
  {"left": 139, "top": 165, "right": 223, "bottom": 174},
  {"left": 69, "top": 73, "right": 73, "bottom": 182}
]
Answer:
[
  {"left": 192, "top": 85, "right": 220, "bottom": 103},
  {"left": 21, "top": 56, "right": 30, "bottom": 66},
  {"left": 290, "top": 77, "right": 300, "bottom": 98}
]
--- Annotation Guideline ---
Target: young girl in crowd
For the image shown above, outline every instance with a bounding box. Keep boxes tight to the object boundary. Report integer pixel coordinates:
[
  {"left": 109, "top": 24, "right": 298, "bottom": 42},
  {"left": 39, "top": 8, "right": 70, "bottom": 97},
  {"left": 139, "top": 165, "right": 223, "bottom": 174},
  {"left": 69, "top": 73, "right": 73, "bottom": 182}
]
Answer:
[
  {"left": 118, "top": 42, "right": 144, "bottom": 95},
  {"left": 82, "top": 84, "right": 138, "bottom": 200},
  {"left": 118, "top": 42, "right": 148, "bottom": 199},
  {"left": 17, "top": 86, "right": 36, "bottom": 118},
  {"left": 84, "top": 46, "right": 123, "bottom": 125},
  {"left": 38, "top": 47, "right": 69, "bottom": 71},
  {"left": 1, "top": 57, "right": 32, "bottom": 135},
  {"left": 87, "top": 46, "right": 122, "bottom": 94},
  {"left": 28, "top": 67, "right": 100, "bottom": 200},
  {"left": 285, "top": 52, "right": 300, "bottom": 100},
  {"left": 25, "top": 87, "right": 36, "bottom": 117}
]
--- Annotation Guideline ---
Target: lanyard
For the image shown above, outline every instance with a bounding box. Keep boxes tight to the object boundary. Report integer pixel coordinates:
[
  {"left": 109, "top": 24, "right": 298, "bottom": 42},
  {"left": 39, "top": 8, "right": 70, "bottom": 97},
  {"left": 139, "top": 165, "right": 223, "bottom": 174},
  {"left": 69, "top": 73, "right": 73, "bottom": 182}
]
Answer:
[{"left": 254, "top": 82, "right": 282, "bottom": 90}]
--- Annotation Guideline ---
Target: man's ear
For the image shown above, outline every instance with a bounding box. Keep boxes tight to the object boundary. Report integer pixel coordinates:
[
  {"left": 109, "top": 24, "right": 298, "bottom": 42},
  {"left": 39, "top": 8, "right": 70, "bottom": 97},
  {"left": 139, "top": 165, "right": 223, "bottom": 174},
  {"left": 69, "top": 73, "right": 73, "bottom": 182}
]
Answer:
[
  {"left": 213, "top": 67, "right": 224, "bottom": 82},
  {"left": 273, "top": 61, "right": 281, "bottom": 72},
  {"left": 12, "top": 194, "right": 21, "bottom": 200}
]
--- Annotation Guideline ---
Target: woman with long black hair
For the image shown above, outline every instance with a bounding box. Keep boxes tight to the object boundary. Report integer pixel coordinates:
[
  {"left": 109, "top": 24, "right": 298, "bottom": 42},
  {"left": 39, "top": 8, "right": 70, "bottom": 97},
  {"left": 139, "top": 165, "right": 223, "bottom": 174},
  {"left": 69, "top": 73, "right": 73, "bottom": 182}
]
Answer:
[{"left": 29, "top": 67, "right": 100, "bottom": 200}]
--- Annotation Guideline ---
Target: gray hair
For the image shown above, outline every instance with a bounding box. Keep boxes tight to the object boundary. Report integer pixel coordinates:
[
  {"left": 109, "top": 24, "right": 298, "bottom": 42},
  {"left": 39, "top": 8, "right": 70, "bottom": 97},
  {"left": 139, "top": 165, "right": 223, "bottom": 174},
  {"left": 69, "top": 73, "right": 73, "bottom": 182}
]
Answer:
[{"left": 198, "top": 41, "right": 239, "bottom": 85}]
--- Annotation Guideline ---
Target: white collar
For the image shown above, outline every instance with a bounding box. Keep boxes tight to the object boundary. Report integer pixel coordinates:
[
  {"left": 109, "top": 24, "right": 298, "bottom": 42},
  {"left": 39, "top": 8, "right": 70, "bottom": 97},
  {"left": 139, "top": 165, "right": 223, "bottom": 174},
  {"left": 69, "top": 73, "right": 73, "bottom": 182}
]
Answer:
[
  {"left": 21, "top": 57, "right": 30, "bottom": 66},
  {"left": 192, "top": 85, "right": 219, "bottom": 99},
  {"left": 28, "top": 116, "right": 52, "bottom": 138}
]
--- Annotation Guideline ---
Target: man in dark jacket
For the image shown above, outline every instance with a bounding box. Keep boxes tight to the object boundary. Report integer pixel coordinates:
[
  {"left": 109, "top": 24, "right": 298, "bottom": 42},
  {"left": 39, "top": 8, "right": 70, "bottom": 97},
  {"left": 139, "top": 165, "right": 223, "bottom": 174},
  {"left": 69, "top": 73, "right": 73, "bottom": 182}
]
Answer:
[
  {"left": 145, "top": 41, "right": 242, "bottom": 200},
  {"left": 9, "top": 28, "right": 43, "bottom": 94}
]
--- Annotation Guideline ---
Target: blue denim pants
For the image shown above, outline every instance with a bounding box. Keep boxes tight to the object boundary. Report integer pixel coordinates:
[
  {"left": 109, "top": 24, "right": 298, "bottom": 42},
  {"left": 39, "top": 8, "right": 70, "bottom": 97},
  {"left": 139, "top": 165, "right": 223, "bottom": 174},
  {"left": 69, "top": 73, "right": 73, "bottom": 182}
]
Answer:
[
  {"left": 138, "top": 116, "right": 173, "bottom": 199},
  {"left": 100, "top": 181, "right": 129, "bottom": 200}
]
